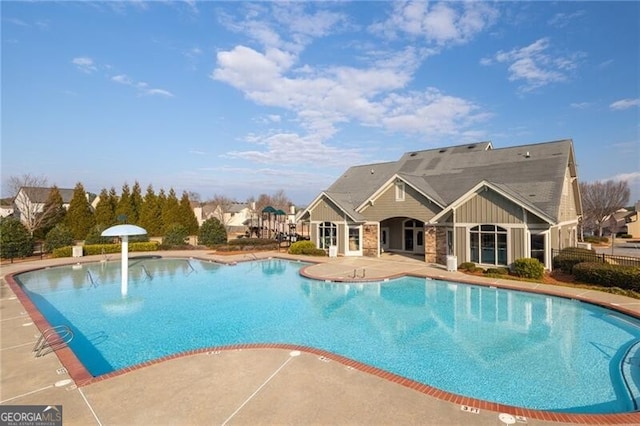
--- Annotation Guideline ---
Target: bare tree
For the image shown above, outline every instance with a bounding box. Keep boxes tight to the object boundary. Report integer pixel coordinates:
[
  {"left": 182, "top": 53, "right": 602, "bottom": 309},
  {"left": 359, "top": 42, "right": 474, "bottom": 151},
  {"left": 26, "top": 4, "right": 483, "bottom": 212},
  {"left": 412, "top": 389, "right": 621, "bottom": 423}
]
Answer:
[
  {"left": 208, "top": 194, "right": 236, "bottom": 232},
  {"left": 6, "top": 174, "right": 56, "bottom": 236},
  {"left": 580, "top": 180, "right": 630, "bottom": 236}
]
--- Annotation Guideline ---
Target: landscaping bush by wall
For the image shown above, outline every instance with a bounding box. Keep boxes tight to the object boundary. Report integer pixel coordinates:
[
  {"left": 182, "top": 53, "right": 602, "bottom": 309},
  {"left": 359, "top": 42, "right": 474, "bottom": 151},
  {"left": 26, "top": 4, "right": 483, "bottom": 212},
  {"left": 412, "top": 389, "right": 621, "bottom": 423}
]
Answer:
[
  {"left": 288, "top": 240, "right": 326, "bottom": 256},
  {"left": 584, "top": 236, "right": 609, "bottom": 244},
  {"left": 553, "top": 247, "right": 601, "bottom": 274},
  {"left": 512, "top": 258, "right": 544, "bottom": 280},
  {"left": 573, "top": 262, "right": 640, "bottom": 291},
  {"left": 51, "top": 241, "right": 160, "bottom": 258}
]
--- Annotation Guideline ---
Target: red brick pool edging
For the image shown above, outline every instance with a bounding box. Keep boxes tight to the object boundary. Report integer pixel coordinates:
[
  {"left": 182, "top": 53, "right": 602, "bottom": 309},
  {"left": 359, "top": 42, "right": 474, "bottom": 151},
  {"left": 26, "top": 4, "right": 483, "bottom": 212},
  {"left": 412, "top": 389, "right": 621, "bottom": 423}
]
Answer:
[{"left": 5, "top": 263, "right": 640, "bottom": 425}]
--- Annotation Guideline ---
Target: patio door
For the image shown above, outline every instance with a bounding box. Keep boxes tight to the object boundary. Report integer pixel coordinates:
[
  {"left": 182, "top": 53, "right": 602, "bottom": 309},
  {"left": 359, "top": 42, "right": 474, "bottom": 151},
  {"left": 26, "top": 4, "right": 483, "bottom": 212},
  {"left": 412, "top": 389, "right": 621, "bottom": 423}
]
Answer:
[{"left": 403, "top": 219, "right": 424, "bottom": 254}]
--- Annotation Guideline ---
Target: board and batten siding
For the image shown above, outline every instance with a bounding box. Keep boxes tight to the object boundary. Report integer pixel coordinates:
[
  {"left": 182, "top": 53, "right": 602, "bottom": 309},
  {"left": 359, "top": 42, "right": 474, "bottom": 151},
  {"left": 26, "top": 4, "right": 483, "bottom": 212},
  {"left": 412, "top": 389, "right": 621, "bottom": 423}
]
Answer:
[
  {"left": 309, "top": 197, "right": 346, "bottom": 222},
  {"left": 457, "top": 190, "right": 524, "bottom": 224},
  {"left": 558, "top": 166, "right": 579, "bottom": 223},
  {"left": 362, "top": 183, "right": 439, "bottom": 222},
  {"left": 510, "top": 227, "right": 526, "bottom": 260}
]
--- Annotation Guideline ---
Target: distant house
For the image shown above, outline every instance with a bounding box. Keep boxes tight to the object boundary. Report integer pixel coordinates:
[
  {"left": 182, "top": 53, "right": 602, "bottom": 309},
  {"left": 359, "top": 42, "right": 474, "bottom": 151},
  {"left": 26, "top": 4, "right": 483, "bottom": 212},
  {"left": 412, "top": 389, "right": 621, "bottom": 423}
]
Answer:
[
  {"left": 13, "top": 186, "right": 98, "bottom": 225},
  {"left": 0, "top": 202, "right": 13, "bottom": 218},
  {"left": 603, "top": 201, "right": 640, "bottom": 238},
  {"left": 298, "top": 139, "right": 582, "bottom": 270},
  {"left": 193, "top": 201, "right": 256, "bottom": 234}
]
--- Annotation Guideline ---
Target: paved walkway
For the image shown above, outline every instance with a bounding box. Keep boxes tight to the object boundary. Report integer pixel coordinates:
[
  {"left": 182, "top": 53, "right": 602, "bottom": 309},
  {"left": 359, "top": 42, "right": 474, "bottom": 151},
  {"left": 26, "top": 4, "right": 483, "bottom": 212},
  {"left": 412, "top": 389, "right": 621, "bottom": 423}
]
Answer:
[{"left": 2, "top": 250, "right": 640, "bottom": 425}]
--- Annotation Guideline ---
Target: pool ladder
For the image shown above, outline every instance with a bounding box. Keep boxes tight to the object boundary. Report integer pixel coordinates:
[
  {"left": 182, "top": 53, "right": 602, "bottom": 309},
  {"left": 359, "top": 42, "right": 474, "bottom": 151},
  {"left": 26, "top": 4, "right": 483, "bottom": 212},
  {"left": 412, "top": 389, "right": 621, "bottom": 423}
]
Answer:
[{"left": 32, "top": 325, "right": 74, "bottom": 358}]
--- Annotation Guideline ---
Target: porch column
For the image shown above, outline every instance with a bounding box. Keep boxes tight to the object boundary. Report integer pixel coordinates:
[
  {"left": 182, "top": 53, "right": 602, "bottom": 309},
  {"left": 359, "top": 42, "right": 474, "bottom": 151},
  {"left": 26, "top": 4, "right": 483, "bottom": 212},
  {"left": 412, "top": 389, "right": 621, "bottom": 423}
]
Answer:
[
  {"left": 425, "top": 225, "right": 437, "bottom": 263},
  {"left": 363, "top": 223, "right": 379, "bottom": 257}
]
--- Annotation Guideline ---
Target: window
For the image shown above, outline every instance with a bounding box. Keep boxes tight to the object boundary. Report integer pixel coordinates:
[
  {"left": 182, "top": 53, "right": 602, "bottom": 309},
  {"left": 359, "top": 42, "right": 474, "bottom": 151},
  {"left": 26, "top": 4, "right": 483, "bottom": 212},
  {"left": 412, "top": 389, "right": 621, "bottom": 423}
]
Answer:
[
  {"left": 318, "top": 222, "right": 337, "bottom": 249},
  {"left": 395, "top": 181, "right": 405, "bottom": 201},
  {"left": 348, "top": 227, "right": 360, "bottom": 252},
  {"left": 470, "top": 225, "right": 507, "bottom": 266},
  {"left": 531, "top": 234, "right": 545, "bottom": 264}
]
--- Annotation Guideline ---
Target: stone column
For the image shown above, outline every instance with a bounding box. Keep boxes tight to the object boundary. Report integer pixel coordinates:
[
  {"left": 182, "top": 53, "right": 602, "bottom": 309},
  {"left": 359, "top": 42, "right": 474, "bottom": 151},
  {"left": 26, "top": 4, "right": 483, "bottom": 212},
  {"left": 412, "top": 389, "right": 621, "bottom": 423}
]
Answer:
[
  {"left": 424, "top": 225, "right": 437, "bottom": 263},
  {"left": 363, "top": 223, "right": 379, "bottom": 257}
]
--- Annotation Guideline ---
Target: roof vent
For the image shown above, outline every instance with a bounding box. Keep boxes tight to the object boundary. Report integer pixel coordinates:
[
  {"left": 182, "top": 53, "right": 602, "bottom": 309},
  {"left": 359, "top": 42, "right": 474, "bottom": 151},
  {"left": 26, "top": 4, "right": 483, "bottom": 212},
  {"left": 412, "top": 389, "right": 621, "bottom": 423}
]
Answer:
[
  {"left": 525, "top": 151, "right": 530, "bottom": 158},
  {"left": 439, "top": 149, "right": 447, "bottom": 153},
  {"left": 467, "top": 144, "right": 476, "bottom": 149},
  {"left": 409, "top": 152, "right": 417, "bottom": 157}
]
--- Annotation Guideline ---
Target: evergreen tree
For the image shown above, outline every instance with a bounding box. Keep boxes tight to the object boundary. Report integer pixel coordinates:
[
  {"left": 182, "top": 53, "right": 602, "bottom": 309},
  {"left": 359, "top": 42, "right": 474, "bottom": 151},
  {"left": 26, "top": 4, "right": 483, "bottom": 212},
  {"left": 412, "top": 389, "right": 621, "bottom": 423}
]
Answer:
[
  {"left": 0, "top": 217, "right": 34, "bottom": 259},
  {"left": 44, "top": 224, "right": 74, "bottom": 252},
  {"left": 94, "top": 188, "right": 117, "bottom": 227},
  {"left": 139, "top": 184, "right": 163, "bottom": 237},
  {"left": 130, "top": 181, "right": 143, "bottom": 224},
  {"left": 37, "top": 185, "right": 67, "bottom": 239},
  {"left": 198, "top": 217, "right": 227, "bottom": 246},
  {"left": 179, "top": 191, "right": 200, "bottom": 235},
  {"left": 66, "top": 182, "right": 95, "bottom": 240},
  {"left": 115, "top": 183, "right": 132, "bottom": 223},
  {"left": 162, "top": 188, "right": 181, "bottom": 234}
]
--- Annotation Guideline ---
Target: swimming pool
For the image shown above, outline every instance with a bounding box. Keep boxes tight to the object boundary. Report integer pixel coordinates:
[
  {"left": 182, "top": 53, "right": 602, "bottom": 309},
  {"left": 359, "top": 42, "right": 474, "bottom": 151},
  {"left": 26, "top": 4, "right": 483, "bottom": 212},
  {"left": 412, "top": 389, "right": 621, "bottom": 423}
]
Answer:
[{"left": 15, "top": 257, "right": 640, "bottom": 414}]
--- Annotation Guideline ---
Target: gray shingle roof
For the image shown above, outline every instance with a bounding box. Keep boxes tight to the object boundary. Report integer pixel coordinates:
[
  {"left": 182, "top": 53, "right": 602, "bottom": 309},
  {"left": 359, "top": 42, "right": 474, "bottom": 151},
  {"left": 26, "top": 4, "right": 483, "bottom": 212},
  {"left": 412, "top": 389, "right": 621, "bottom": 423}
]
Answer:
[
  {"left": 323, "top": 139, "right": 574, "bottom": 223},
  {"left": 20, "top": 187, "right": 76, "bottom": 204}
]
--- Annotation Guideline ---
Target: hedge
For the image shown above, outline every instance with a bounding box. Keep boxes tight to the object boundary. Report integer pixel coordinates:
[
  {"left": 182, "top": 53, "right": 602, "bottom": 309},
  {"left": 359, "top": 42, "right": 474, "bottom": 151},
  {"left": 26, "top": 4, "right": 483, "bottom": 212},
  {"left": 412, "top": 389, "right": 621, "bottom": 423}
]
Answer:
[
  {"left": 52, "top": 242, "right": 160, "bottom": 258},
  {"left": 512, "top": 258, "right": 544, "bottom": 280},
  {"left": 552, "top": 247, "right": 601, "bottom": 274},
  {"left": 573, "top": 262, "right": 640, "bottom": 291},
  {"left": 288, "top": 241, "right": 326, "bottom": 256},
  {"left": 228, "top": 238, "right": 279, "bottom": 247}
]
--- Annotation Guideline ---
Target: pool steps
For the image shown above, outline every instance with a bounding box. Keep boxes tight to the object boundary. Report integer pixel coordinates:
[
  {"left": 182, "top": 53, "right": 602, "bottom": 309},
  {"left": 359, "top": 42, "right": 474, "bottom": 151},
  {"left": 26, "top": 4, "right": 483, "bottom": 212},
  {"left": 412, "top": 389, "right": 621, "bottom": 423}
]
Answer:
[{"left": 32, "top": 325, "right": 74, "bottom": 358}]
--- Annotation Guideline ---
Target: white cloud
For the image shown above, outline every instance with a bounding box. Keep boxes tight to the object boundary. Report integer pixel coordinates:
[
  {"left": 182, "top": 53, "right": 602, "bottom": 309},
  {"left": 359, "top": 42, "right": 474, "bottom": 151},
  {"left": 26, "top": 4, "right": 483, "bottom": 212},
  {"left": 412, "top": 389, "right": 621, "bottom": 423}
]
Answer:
[
  {"left": 212, "top": 2, "right": 493, "bottom": 167},
  {"left": 547, "top": 10, "right": 585, "bottom": 28},
  {"left": 369, "top": 1, "right": 498, "bottom": 46},
  {"left": 111, "top": 73, "right": 173, "bottom": 97},
  {"left": 72, "top": 57, "right": 97, "bottom": 73},
  {"left": 490, "top": 38, "right": 585, "bottom": 92},
  {"left": 570, "top": 102, "right": 591, "bottom": 109},
  {"left": 610, "top": 98, "right": 640, "bottom": 110}
]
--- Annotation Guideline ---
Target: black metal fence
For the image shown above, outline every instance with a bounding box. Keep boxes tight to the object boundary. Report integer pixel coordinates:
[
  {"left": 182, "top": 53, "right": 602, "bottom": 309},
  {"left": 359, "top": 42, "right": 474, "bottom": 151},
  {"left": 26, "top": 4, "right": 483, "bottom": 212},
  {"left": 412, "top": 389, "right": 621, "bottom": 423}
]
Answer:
[{"left": 551, "top": 248, "right": 640, "bottom": 269}]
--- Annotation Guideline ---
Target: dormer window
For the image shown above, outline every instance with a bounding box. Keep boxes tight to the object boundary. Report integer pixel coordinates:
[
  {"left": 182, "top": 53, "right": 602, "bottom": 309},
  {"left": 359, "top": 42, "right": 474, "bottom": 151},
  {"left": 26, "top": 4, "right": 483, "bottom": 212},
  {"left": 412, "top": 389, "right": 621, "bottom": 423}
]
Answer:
[{"left": 395, "top": 181, "right": 405, "bottom": 201}]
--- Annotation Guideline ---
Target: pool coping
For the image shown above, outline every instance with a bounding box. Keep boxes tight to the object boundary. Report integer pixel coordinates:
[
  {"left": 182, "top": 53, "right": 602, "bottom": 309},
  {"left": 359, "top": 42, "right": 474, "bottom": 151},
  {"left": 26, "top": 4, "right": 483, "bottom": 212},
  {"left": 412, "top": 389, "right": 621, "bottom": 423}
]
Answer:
[{"left": 5, "top": 253, "right": 640, "bottom": 424}]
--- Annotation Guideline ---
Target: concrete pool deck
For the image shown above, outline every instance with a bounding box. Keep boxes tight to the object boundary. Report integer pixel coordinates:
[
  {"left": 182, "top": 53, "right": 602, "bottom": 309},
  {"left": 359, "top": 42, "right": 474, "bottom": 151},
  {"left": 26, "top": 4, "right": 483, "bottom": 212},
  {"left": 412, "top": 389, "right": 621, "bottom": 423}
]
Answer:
[{"left": 2, "top": 250, "right": 640, "bottom": 425}]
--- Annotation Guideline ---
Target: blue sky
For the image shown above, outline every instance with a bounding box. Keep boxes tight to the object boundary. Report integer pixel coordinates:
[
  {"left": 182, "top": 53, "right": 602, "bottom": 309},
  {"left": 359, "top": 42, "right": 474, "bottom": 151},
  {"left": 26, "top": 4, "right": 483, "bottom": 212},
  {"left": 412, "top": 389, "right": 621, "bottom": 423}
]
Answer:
[{"left": 2, "top": 1, "right": 639, "bottom": 205}]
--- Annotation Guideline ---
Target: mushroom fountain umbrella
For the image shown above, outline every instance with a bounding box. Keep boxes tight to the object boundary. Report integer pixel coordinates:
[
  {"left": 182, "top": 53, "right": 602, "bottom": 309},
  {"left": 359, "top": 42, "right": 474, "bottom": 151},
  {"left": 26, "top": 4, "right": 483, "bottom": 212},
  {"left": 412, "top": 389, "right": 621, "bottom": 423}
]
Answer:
[{"left": 101, "top": 224, "right": 147, "bottom": 297}]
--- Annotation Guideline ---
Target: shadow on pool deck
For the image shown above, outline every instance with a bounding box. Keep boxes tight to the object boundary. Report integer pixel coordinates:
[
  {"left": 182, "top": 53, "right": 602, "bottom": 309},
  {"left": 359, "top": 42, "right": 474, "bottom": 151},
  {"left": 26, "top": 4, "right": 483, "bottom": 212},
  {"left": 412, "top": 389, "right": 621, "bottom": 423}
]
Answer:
[{"left": 2, "top": 250, "right": 640, "bottom": 425}]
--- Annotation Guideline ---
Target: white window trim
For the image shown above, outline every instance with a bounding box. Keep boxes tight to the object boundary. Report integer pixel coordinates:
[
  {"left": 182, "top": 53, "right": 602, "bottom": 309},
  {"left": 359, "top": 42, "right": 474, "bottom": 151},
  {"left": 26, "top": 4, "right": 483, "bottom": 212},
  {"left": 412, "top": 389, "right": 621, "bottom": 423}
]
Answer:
[
  {"left": 345, "top": 225, "right": 363, "bottom": 256},
  {"left": 395, "top": 181, "right": 405, "bottom": 201}
]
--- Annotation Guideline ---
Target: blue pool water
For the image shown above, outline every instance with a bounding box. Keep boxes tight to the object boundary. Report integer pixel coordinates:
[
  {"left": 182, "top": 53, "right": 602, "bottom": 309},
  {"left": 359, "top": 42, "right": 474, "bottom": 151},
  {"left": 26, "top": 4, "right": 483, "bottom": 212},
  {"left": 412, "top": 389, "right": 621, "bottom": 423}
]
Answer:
[{"left": 16, "top": 258, "right": 640, "bottom": 413}]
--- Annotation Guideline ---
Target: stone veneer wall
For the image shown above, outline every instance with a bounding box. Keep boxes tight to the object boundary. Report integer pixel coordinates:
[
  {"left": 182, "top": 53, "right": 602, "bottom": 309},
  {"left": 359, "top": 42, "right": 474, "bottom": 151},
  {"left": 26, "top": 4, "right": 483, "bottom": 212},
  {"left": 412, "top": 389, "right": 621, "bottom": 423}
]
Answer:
[
  {"left": 424, "top": 226, "right": 436, "bottom": 263},
  {"left": 435, "top": 227, "right": 448, "bottom": 265},
  {"left": 363, "top": 224, "right": 379, "bottom": 257}
]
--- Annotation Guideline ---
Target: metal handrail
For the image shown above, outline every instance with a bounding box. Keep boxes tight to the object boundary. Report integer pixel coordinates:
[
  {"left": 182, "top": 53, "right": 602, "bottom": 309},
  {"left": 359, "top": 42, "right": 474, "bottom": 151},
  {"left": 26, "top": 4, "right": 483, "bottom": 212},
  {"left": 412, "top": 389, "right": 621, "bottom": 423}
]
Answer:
[{"left": 32, "top": 325, "right": 74, "bottom": 358}]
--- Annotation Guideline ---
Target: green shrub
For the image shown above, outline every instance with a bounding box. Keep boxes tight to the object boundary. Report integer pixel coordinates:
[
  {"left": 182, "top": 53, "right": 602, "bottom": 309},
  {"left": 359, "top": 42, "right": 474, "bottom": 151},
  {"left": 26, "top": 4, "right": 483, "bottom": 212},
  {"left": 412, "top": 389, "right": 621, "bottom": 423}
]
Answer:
[
  {"left": 618, "top": 234, "right": 632, "bottom": 239},
  {"left": 553, "top": 247, "right": 601, "bottom": 273},
  {"left": 198, "top": 218, "right": 227, "bottom": 247},
  {"left": 163, "top": 224, "right": 189, "bottom": 246},
  {"left": 0, "top": 217, "right": 34, "bottom": 259},
  {"left": 573, "top": 262, "right": 640, "bottom": 291},
  {"left": 84, "top": 224, "right": 111, "bottom": 245},
  {"left": 288, "top": 240, "right": 326, "bottom": 256},
  {"left": 44, "top": 224, "right": 74, "bottom": 252},
  {"left": 51, "top": 242, "right": 159, "bottom": 258},
  {"left": 584, "top": 236, "right": 609, "bottom": 244},
  {"left": 458, "top": 262, "right": 477, "bottom": 271},
  {"left": 228, "top": 238, "right": 278, "bottom": 247},
  {"left": 484, "top": 267, "right": 509, "bottom": 275},
  {"left": 512, "top": 258, "right": 544, "bottom": 280},
  {"left": 52, "top": 246, "right": 72, "bottom": 258}
]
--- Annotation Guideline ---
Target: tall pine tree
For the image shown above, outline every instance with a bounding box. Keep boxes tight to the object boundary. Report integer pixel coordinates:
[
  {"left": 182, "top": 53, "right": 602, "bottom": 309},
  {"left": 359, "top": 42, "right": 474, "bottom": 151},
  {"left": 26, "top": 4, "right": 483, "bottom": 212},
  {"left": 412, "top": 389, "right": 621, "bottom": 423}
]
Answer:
[
  {"left": 179, "top": 191, "right": 200, "bottom": 235},
  {"left": 66, "top": 182, "right": 95, "bottom": 240},
  {"left": 130, "top": 181, "right": 143, "bottom": 224},
  {"left": 139, "top": 184, "right": 163, "bottom": 236},
  {"left": 162, "top": 188, "right": 181, "bottom": 234},
  {"left": 94, "top": 188, "right": 117, "bottom": 227},
  {"left": 38, "top": 185, "right": 67, "bottom": 238},
  {"left": 115, "top": 183, "right": 132, "bottom": 223}
]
